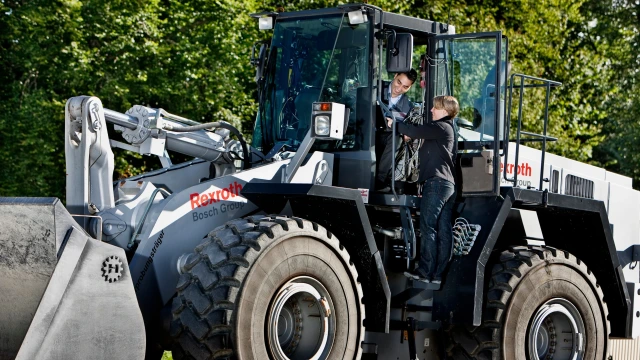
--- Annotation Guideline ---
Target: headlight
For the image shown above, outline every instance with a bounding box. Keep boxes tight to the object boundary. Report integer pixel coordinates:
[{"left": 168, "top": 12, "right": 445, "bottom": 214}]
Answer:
[
  {"left": 314, "top": 115, "right": 330, "bottom": 136},
  {"left": 310, "top": 102, "right": 345, "bottom": 140}
]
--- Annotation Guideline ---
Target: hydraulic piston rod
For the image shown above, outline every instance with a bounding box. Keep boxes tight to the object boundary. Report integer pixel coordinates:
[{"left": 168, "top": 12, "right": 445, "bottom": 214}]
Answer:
[{"left": 104, "top": 109, "right": 138, "bottom": 130}]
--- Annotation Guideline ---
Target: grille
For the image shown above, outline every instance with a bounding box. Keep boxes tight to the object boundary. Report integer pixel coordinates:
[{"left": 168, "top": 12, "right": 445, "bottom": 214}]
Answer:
[
  {"left": 551, "top": 170, "right": 560, "bottom": 193},
  {"left": 564, "top": 174, "right": 594, "bottom": 199}
]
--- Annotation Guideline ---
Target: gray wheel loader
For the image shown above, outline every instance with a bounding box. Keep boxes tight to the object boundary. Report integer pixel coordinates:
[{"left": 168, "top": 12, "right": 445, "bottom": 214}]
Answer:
[{"left": 2, "top": 4, "right": 640, "bottom": 360}]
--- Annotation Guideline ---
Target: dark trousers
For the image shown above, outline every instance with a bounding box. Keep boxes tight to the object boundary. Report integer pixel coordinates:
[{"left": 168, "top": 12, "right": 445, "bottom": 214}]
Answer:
[
  {"left": 418, "top": 177, "right": 456, "bottom": 281},
  {"left": 376, "top": 132, "right": 401, "bottom": 185}
]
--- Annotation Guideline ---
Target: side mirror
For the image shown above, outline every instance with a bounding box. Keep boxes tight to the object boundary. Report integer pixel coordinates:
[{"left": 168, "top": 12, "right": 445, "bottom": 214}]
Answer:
[
  {"left": 251, "top": 41, "right": 269, "bottom": 84},
  {"left": 387, "top": 33, "right": 413, "bottom": 73}
]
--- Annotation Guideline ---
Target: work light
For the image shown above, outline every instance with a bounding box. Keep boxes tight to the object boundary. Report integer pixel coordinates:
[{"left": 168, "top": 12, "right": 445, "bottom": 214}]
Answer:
[{"left": 311, "top": 102, "right": 346, "bottom": 140}]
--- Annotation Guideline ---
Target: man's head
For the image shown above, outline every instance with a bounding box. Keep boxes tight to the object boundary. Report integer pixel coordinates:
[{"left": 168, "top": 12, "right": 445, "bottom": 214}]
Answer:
[
  {"left": 431, "top": 95, "right": 460, "bottom": 120},
  {"left": 390, "top": 69, "right": 418, "bottom": 98}
]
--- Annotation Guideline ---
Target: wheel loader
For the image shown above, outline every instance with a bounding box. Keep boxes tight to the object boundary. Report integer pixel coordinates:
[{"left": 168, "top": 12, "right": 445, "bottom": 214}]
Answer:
[{"left": 2, "top": 3, "right": 640, "bottom": 360}]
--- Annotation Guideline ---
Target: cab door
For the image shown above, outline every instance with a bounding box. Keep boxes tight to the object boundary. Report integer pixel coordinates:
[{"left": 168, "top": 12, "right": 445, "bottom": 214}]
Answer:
[{"left": 428, "top": 31, "right": 507, "bottom": 196}]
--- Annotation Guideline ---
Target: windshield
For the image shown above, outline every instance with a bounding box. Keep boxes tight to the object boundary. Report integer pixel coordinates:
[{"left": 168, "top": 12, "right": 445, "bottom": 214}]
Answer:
[{"left": 253, "top": 14, "right": 370, "bottom": 154}]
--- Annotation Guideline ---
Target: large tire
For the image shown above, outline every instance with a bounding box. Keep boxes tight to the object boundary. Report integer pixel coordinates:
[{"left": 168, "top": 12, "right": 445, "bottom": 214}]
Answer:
[
  {"left": 447, "top": 246, "right": 610, "bottom": 360},
  {"left": 170, "top": 215, "right": 365, "bottom": 360}
]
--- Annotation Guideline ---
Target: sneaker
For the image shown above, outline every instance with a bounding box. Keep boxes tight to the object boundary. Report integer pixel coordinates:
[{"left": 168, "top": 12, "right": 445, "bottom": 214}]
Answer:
[
  {"left": 404, "top": 269, "right": 431, "bottom": 283},
  {"left": 431, "top": 279, "right": 442, "bottom": 285}
]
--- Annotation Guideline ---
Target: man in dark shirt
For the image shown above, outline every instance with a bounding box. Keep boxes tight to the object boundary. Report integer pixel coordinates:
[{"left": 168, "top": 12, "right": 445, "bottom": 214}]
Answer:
[
  {"left": 391, "top": 95, "right": 459, "bottom": 285},
  {"left": 376, "top": 69, "right": 418, "bottom": 190}
]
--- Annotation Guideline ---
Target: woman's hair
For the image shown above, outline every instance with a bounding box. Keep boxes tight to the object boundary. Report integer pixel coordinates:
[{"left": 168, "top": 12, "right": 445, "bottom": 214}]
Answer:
[{"left": 433, "top": 95, "right": 460, "bottom": 118}]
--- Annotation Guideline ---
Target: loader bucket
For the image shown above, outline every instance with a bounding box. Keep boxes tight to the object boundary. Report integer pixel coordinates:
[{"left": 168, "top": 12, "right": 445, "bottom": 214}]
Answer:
[{"left": 0, "top": 198, "right": 145, "bottom": 360}]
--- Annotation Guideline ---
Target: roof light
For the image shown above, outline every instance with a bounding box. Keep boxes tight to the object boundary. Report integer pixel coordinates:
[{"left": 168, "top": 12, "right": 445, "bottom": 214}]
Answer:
[
  {"left": 348, "top": 10, "right": 366, "bottom": 25},
  {"left": 259, "top": 17, "right": 273, "bottom": 30}
]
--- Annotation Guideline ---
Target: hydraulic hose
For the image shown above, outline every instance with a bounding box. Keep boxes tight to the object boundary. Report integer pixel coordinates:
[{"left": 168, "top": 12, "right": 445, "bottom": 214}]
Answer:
[
  {"left": 127, "top": 187, "right": 172, "bottom": 250},
  {"left": 163, "top": 121, "right": 251, "bottom": 170}
]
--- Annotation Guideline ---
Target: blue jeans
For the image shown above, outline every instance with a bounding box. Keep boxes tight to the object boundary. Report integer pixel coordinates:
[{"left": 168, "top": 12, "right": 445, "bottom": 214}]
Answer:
[{"left": 419, "top": 177, "right": 456, "bottom": 281}]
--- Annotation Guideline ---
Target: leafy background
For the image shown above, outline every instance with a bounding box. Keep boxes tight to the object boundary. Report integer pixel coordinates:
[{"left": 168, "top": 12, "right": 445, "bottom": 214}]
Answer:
[{"left": 1, "top": 0, "right": 639, "bottom": 199}]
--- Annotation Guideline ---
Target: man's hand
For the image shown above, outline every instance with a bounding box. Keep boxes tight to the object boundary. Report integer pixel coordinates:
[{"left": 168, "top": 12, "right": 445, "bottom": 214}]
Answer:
[
  {"left": 403, "top": 135, "right": 412, "bottom": 142},
  {"left": 386, "top": 117, "right": 393, "bottom": 128}
]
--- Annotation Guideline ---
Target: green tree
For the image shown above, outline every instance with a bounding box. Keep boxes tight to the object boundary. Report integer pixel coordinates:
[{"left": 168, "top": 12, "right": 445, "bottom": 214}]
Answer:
[
  {"left": 587, "top": 0, "right": 640, "bottom": 186},
  {"left": 0, "top": 0, "right": 263, "bottom": 198},
  {"left": 1, "top": 0, "right": 638, "bottom": 199}
]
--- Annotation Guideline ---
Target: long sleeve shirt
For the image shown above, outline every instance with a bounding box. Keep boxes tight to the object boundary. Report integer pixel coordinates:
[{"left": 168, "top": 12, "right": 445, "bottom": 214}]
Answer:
[{"left": 396, "top": 117, "right": 456, "bottom": 184}]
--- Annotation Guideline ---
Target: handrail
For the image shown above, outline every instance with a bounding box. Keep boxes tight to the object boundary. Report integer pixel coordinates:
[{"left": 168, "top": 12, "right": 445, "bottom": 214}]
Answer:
[
  {"left": 518, "top": 131, "right": 558, "bottom": 141},
  {"left": 504, "top": 73, "right": 562, "bottom": 190}
]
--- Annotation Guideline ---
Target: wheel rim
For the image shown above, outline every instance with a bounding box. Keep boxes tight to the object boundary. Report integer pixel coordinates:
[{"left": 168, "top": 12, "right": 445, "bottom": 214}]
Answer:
[
  {"left": 527, "top": 298, "right": 586, "bottom": 360},
  {"left": 267, "top": 276, "right": 336, "bottom": 360}
]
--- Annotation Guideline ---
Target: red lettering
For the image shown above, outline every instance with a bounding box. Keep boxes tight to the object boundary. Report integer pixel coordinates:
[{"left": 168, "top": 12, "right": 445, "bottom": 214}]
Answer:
[
  {"left": 190, "top": 193, "right": 201, "bottom": 209},
  {"left": 190, "top": 182, "right": 245, "bottom": 209},
  {"left": 501, "top": 162, "right": 533, "bottom": 177}
]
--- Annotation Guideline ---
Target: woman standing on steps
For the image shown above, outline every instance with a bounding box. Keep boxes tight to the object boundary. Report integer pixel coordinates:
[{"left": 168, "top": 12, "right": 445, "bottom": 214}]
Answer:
[{"left": 390, "top": 95, "right": 459, "bottom": 284}]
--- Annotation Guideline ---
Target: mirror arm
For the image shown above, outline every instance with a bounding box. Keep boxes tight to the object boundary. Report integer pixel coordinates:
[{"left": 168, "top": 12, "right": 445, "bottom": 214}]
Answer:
[
  {"left": 389, "top": 30, "right": 398, "bottom": 56},
  {"left": 375, "top": 29, "right": 398, "bottom": 55}
]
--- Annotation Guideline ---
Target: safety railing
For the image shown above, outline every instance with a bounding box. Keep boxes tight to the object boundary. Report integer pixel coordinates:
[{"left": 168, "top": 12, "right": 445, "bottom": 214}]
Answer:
[{"left": 503, "top": 74, "right": 562, "bottom": 190}]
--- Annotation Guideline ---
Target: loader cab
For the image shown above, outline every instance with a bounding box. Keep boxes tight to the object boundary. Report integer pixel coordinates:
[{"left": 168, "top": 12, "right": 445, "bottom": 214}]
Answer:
[
  {"left": 251, "top": 5, "right": 507, "bottom": 196},
  {"left": 251, "top": 7, "right": 372, "bottom": 155}
]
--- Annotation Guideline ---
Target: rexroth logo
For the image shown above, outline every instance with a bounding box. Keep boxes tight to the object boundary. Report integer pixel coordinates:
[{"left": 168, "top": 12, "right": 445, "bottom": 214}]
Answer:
[
  {"left": 190, "top": 182, "right": 243, "bottom": 210},
  {"left": 500, "top": 162, "right": 532, "bottom": 177}
]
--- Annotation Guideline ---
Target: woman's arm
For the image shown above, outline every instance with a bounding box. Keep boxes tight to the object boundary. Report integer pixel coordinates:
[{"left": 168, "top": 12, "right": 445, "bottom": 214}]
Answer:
[{"left": 396, "top": 121, "right": 452, "bottom": 140}]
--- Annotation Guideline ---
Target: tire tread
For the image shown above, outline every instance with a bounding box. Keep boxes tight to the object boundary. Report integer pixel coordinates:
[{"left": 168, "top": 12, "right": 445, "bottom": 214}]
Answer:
[
  {"left": 171, "top": 215, "right": 365, "bottom": 360},
  {"left": 446, "top": 245, "right": 611, "bottom": 359}
]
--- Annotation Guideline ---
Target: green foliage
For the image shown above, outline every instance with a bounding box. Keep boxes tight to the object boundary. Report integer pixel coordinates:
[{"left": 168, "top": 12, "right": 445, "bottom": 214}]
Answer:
[
  {"left": 0, "top": 0, "right": 261, "bottom": 197},
  {"left": 586, "top": 0, "right": 640, "bottom": 186},
  {"left": 1, "top": 0, "right": 639, "bottom": 197}
]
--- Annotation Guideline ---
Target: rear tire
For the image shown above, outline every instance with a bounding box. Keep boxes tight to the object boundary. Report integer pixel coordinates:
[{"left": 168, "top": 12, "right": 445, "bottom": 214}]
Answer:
[
  {"left": 170, "top": 215, "right": 365, "bottom": 360},
  {"left": 447, "top": 246, "right": 609, "bottom": 359}
]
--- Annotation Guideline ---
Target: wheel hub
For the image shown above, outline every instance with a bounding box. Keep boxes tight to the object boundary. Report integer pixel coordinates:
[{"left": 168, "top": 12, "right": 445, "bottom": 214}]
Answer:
[
  {"left": 267, "top": 276, "right": 336, "bottom": 360},
  {"left": 528, "top": 298, "right": 585, "bottom": 360}
]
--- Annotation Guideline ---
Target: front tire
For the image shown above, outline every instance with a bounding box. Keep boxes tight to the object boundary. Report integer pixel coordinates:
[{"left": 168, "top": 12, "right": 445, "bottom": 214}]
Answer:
[
  {"left": 448, "top": 246, "right": 609, "bottom": 359},
  {"left": 170, "top": 215, "right": 365, "bottom": 360}
]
